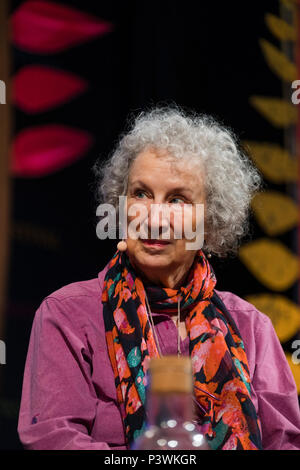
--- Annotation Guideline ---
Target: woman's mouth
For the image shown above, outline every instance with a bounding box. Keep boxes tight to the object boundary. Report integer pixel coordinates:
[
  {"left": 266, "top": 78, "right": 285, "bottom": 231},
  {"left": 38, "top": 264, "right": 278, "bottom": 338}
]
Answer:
[{"left": 141, "top": 239, "right": 171, "bottom": 249}]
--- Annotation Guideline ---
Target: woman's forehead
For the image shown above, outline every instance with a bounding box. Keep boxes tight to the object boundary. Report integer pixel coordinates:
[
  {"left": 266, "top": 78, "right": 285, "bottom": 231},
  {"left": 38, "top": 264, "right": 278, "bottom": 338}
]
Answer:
[
  {"left": 129, "top": 148, "right": 200, "bottom": 181},
  {"left": 127, "top": 152, "right": 203, "bottom": 199}
]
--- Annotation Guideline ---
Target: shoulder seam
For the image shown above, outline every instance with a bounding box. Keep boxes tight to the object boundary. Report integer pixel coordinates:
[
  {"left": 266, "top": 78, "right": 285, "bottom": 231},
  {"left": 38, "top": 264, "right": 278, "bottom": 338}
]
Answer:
[
  {"left": 44, "top": 293, "right": 102, "bottom": 302},
  {"left": 224, "top": 307, "right": 256, "bottom": 312},
  {"left": 226, "top": 306, "right": 271, "bottom": 324},
  {"left": 40, "top": 294, "right": 103, "bottom": 332}
]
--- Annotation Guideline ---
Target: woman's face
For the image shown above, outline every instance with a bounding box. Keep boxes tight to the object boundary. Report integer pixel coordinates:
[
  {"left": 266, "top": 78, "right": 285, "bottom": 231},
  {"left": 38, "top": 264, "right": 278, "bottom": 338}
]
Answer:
[{"left": 124, "top": 148, "right": 205, "bottom": 286}]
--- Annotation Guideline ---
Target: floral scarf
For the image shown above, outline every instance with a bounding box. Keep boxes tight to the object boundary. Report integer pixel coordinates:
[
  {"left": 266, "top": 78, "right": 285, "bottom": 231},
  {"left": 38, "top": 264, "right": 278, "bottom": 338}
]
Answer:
[{"left": 102, "top": 249, "right": 262, "bottom": 450}]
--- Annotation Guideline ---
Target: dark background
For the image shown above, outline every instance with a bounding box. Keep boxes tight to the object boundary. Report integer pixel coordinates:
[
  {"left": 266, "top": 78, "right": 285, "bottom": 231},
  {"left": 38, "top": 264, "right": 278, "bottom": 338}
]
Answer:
[{"left": 1, "top": 0, "right": 296, "bottom": 449}]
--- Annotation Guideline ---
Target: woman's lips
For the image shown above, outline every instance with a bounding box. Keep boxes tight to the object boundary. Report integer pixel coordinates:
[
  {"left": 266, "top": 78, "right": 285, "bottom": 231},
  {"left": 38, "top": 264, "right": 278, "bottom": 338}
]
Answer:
[{"left": 141, "top": 239, "right": 171, "bottom": 249}]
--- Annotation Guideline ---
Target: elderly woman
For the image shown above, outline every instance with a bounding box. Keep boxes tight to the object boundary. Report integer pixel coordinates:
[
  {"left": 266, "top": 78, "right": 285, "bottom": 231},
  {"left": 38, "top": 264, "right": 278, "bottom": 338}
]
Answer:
[{"left": 18, "top": 106, "right": 300, "bottom": 450}]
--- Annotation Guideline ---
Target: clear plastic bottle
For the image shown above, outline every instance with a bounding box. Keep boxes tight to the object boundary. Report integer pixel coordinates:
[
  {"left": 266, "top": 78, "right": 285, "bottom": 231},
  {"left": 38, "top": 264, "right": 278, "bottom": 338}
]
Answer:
[{"left": 131, "top": 356, "right": 210, "bottom": 450}]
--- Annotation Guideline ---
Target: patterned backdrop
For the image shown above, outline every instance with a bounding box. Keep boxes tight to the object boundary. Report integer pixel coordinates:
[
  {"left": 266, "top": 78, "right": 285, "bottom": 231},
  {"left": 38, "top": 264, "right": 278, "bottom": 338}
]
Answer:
[{"left": 0, "top": 0, "right": 299, "bottom": 449}]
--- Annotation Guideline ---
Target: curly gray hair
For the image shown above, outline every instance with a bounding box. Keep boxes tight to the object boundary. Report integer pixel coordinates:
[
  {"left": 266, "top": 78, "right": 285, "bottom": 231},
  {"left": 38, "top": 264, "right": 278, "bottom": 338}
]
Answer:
[{"left": 93, "top": 106, "right": 262, "bottom": 258}]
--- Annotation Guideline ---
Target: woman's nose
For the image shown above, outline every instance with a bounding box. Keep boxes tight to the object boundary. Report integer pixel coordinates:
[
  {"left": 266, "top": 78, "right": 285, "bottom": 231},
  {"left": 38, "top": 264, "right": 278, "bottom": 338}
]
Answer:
[{"left": 146, "top": 202, "right": 172, "bottom": 239}]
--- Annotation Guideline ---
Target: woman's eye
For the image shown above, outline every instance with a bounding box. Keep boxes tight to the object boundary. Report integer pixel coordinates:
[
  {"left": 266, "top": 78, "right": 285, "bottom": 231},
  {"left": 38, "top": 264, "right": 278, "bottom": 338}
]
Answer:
[
  {"left": 170, "top": 197, "right": 185, "bottom": 204},
  {"left": 135, "top": 190, "right": 147, "bottom": 199}
]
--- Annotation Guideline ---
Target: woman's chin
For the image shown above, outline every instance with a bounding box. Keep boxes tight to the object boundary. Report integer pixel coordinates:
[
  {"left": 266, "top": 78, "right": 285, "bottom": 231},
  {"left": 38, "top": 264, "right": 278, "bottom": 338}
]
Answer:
[{"left": 129, "top": 249, "right": 172, "bottom": 272}]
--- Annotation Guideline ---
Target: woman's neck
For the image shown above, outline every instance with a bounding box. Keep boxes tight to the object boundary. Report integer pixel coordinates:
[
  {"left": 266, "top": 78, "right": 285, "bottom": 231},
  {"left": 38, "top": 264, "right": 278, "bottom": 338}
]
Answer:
[{"left": 132, "top": 259, "right": 194, "bottom": 289}]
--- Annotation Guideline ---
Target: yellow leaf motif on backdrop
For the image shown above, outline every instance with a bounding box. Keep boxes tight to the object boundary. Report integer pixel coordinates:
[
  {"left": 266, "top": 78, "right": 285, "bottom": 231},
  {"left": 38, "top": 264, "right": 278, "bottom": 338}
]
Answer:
[
  {"left": 280, "top": 0, "right": 298, "bottom": 10},
  {"left": 249, "top": 96, "right": 297, "bottom": 128},
  {"left": 265, "top": 13, "right": 296, "bottom": 41},
  {"left": 245, "top": 293, "right": 300, "bottom": 343},
  {"left": 239, "top": 239, "right": 299, "bottom": 291},
  {"left": 251, "top": 191, "right": 298, "bottom": 236},
  {"left": 285, "top": 353, "right": 300, "bottom": 395},
  {"left": 259, "top": 39, "right": 297, "bottom": 82},
  {"left": 243, "top": 141, "right": 297, "bottom": 183}
]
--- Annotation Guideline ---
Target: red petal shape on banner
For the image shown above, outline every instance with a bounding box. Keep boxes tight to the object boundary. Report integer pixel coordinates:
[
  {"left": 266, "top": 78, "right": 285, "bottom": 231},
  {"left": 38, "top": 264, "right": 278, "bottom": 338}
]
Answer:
[
  {"left": 13, "top": 65, "right": 88, "bottom": 113},
  {"left": 12, "top": 125, "right": 93, "bottom": 177},
  {"left": 11, "top": 0, "right": 113, "bottom": 53}
]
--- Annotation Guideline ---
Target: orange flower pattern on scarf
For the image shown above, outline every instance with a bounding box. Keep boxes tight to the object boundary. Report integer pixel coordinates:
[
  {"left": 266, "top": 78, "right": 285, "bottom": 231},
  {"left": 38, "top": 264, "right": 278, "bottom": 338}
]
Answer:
[{"left": 102, "top": 249, "right": 262, "bottom": 449}]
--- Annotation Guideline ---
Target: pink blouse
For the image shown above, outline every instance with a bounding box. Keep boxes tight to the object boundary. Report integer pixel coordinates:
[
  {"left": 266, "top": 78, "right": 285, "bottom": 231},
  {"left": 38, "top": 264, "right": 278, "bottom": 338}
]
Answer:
[{"left": 17, "top": 265, "right": 300, "bottom": 450}]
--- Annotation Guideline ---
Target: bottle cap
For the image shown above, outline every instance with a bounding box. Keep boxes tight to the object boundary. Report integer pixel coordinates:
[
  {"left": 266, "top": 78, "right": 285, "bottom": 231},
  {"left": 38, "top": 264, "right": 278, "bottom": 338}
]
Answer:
[{"left": 149, "top": 356, "right": 193, "bottom": 394}]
